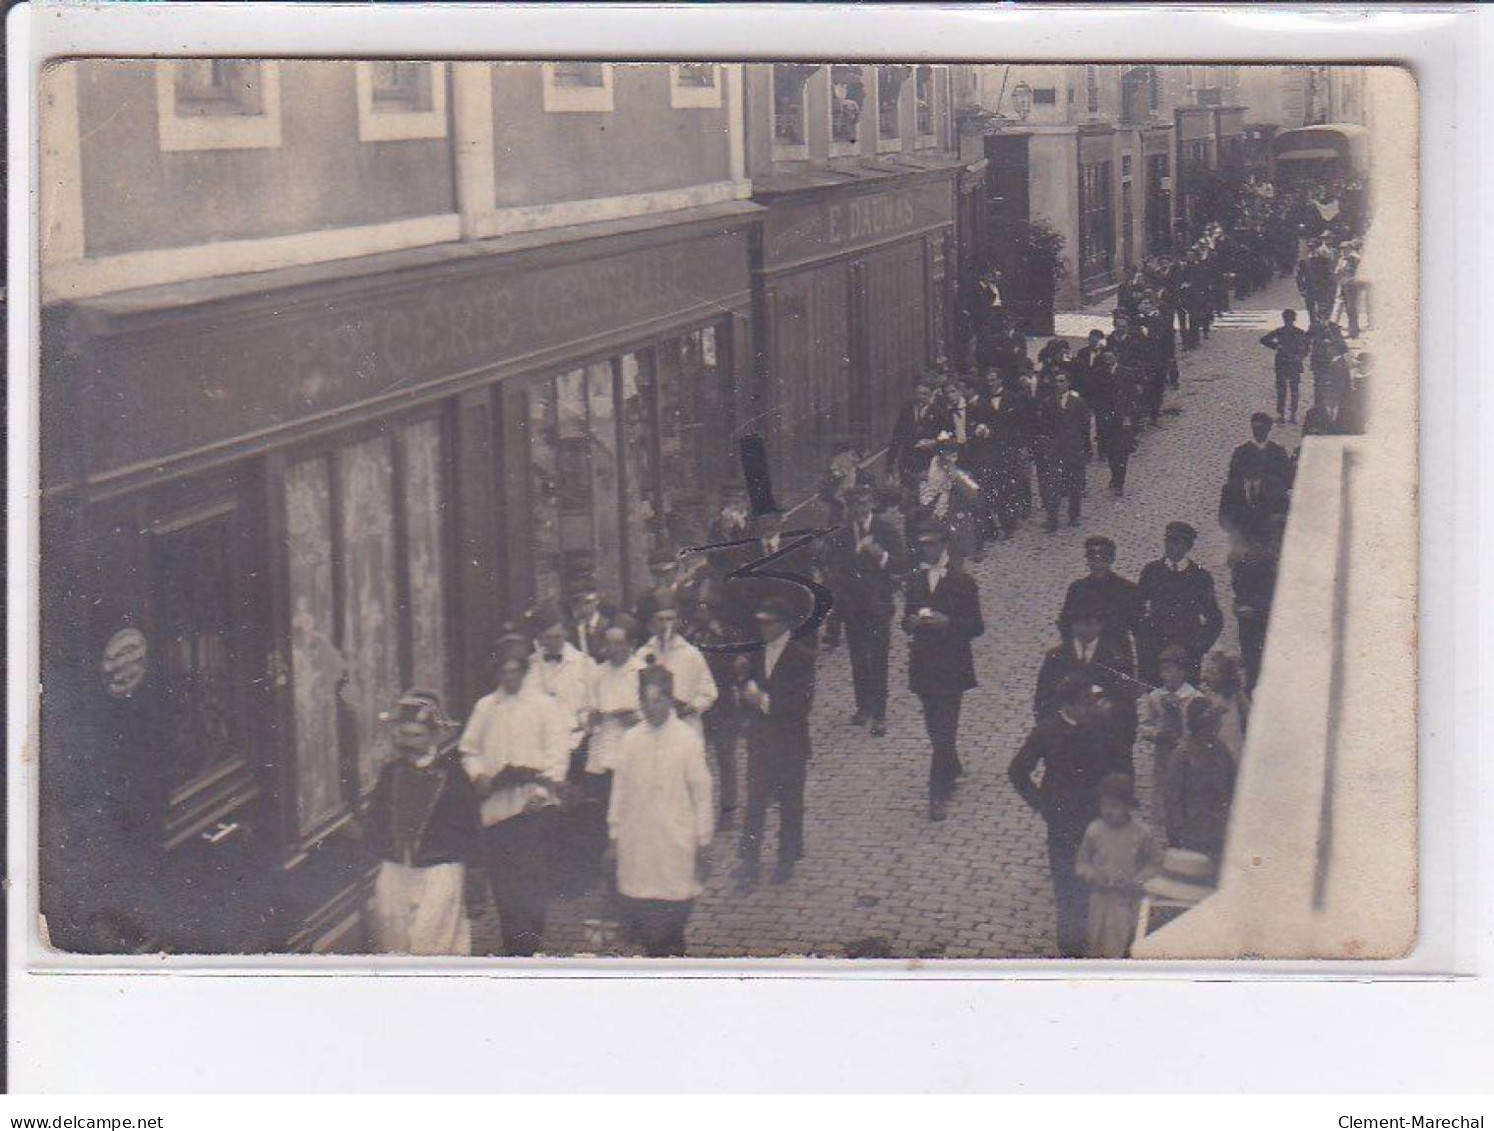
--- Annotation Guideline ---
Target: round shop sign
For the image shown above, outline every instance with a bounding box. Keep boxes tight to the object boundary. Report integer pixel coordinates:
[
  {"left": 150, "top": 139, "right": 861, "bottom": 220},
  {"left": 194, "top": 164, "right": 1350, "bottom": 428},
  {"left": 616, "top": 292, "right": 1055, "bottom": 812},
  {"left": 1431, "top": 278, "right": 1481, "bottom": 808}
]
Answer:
[{"left": 100, "top": 628, "right": 148, "bottom": 699}]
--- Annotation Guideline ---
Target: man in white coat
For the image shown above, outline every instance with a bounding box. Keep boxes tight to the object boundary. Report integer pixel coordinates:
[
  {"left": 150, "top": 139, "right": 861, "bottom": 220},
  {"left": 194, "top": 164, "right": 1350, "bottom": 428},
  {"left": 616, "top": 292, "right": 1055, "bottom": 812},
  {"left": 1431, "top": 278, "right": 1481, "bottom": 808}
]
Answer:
[
  {"left": 636, "top": 596, "right": 717, "bottom": 737},
  {"left": 608, "top": 664, "right": 716, "bottom": 957}
]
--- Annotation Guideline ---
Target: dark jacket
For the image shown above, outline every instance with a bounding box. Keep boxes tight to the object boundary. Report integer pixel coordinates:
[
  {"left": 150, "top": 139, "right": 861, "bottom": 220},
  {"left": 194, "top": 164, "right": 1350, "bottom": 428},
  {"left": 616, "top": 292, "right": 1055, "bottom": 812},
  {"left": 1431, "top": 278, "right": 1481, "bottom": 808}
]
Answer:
[
  {"left": 367, "top": 746, "right": 482, "bottom": 869},
  {"left": 1162, "top": 735, "right": 1236, "bottom": 858},
  {"left": 904, "top": 562, "right": 984, "bottom": 696},
  {"left": 744, "top": 636, "right": 817, "bottom": 762},
  {"left": 1137, "top": 558, "right": 1225, "bottom": 661},
  {"left": 1218, "top": 473, "right": 1291, "bottom": 545},
  {"left": 1042, "top": 391, "right": 1094, "bottom": 465},
  {"left": 1008, "top": 714, "right": 1109, "bottom": 843},
  {"left": 1260, "top": 324, "right": 1310, "bottom": 372},
  {"left": 890, "top": 399, "right": 952, "bottom": 481},
  {"left": 827, "top": 514, "right": 906, "bottom": 618},
  {"left": 1058, "top": 571, "right": 1142, "bottom": 664},
  {"left": 1228, "top": 439, "right": 1293, "bottom": 485},
  {"left": 1230, "top": 550, "right": 1279, "bottom": 619},
  {"left": 567, "top": 607, "right": 617, "bottom": 663},
  {"left": 1033, "top": 636, "right": 1137, "bottom": 722}
]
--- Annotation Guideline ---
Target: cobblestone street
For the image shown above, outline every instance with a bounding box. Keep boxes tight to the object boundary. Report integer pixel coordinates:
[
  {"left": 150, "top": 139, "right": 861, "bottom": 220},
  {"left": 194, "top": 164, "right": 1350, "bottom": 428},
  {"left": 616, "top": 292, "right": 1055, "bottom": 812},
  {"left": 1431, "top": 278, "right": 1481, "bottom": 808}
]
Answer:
[{"left": 474, "top": 275, "right": 1308, "bottom": 959}]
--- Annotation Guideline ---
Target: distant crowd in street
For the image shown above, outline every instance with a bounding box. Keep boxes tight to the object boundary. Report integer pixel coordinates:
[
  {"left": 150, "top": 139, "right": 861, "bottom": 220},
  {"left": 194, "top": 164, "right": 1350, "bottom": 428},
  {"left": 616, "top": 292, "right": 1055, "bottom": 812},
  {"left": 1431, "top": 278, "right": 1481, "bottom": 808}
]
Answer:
[{"left": 360, "top": 167, "right": 1375, "bottom": 962}]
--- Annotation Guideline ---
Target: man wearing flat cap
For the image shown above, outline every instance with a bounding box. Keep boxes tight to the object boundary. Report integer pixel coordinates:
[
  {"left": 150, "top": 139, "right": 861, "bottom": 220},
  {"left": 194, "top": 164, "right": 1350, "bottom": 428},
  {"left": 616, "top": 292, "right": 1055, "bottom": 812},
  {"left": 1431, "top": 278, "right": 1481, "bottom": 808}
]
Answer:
[
  {"left": 903, "top": 520, "right": 985, "bottom": 822},
  {"left": 1228, "top": 412, "right": 1294, "bottom": 487},
  {"left": 735, "top": 595, "right": 819, "bottom": 889},
  {"left": 1058, "top": 535, "right": 1142, "bottom": 672},
  {"left": 1137, "top": 522, "right": 1224, "bottom": 685}
]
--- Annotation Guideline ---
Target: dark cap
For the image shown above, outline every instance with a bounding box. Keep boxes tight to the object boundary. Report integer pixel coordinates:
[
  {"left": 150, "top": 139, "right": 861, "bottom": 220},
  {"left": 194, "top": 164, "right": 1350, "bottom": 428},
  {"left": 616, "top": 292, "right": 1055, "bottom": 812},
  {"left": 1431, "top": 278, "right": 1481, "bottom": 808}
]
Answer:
[
  {"left": 566, "top": 573, "right": 601, "bottom": 602},
  {"left": 1165, "top": 521, "right": 1198, "bottom": 545},
  {"left": 529, "top": 601, "right": 565, "bottom": 632},
  {"left": 1250, "top": 412, "right": 1275, "bottom": 428},
  {"left": 754, "top": 596, "right": 798, "bottom": 624}
]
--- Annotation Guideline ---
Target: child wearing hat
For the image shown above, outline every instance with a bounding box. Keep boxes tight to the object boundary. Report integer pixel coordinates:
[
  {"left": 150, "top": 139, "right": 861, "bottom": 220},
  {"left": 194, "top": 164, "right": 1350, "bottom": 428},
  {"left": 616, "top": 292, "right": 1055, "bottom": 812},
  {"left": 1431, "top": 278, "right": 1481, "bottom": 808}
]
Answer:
[
  {"left": 367, "top": 690, "right": 482, "bottom": 956},
  {"left": 1133, "top": 644, "right": 1204, "bottom": 827},
  {"left": 1075, "top": 772, "right": 1165, "bottom": 959}
]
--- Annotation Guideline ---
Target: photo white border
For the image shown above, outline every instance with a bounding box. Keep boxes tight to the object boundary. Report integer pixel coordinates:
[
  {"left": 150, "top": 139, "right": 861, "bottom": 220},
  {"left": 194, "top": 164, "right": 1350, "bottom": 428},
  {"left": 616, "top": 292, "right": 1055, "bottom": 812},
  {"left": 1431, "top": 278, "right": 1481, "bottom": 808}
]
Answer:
[{"left": 8, "top": 1, "right": 1488, "bottom": 1093}]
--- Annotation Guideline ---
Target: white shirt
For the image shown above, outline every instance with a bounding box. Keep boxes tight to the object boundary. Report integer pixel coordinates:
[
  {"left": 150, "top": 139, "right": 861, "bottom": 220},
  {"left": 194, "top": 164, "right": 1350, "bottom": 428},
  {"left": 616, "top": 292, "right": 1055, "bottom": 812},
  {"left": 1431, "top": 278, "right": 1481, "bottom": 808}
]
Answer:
[
  {"left": 1168, "top": 556, "right": 1194, "bottom": 574},
  {"left": 763, "top": 632, "right": 789, "bottom": 682},
  {"left": 458, "top": 687, "right": 574, "bottom": 826},
  {"left": 522, "top": 642, "right": 595, "bottom": 751},
  {"left": 922, "top": 551, "right": 951, "bottom": 594},
  {"left": 636, "top": 633, "right": 718, "bottom": 730},
  {"left": 586, "top": 655, "right": 644, "bottom": 774},
  {"left": 855, "top": 520, "right": 890, "bottom": 569},
  {"left": 1073, "top": 638, "right": 1098, "bottom": 665},
  {"left": 608, "top": 713, "right": 715, "bottom": 902}
]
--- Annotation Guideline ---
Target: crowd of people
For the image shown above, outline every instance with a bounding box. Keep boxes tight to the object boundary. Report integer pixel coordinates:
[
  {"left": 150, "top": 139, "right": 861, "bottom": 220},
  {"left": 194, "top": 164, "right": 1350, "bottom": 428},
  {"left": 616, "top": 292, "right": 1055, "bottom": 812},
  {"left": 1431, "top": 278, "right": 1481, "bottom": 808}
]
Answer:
[{"left": 358, "top": 168, "right": 1371, "bottom": 962}]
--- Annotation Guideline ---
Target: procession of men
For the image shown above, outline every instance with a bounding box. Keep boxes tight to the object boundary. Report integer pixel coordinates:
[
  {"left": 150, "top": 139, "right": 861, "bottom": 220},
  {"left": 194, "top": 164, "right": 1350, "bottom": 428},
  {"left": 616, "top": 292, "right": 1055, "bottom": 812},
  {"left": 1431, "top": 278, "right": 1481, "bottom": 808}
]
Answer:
[{"left": 366, "top": 166, "right": 1371, "bottom": 961}]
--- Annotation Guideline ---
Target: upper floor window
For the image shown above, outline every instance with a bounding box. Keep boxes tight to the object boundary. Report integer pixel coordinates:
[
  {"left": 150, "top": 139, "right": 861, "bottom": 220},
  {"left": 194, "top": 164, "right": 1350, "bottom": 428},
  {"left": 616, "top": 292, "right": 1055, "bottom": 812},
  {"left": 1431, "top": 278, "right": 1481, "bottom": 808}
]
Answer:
[
  {"left": 356, "top": 61, "right": 448, "bottom": 141},
  {"left": 156, "top": 60, "right": 282, "bottom": 152},
  {"left": 829, "top": 64, "right": 866, "bottom": 152},
  {"left": 1033, "top": 86, "right": 1058, "bottom": 106},
  {"left": 877, "top": 65, "right": 909, "bottom": 142},
  {"left": 772, "top": 63, "right": 817, "bottom": 154},
  {"left": 670, "top": 63, "right": 722, "bottom": 109},
  {"left": 543, "top": 62, "right": 614, "bottom": 112},
  {"left": 915, "top": 65, "right": 935, "bottom": 136},
  {"left": 174, "top": 60, "right": 262, "bottom": 116},
  {"left": 1085, "top": 65, "right": 1100, "bottom": 114}
]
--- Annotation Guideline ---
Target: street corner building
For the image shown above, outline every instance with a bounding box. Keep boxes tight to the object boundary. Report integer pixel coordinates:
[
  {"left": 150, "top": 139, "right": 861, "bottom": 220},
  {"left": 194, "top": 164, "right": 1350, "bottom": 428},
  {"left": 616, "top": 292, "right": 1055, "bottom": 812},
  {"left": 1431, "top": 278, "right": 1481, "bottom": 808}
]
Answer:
[{"left": 32, "top": 59, "right": 1416, "bottom": 961}]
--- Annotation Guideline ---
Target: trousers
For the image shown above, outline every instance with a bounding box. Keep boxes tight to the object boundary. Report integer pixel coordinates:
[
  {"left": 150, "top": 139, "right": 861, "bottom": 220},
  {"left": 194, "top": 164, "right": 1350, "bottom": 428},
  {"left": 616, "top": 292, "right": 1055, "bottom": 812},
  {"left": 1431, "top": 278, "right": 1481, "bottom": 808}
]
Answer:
[
  {"left": 918, "top": 691, "right": 964, "bottom": 800},
  {"left": 483, "top": 807, "right": 560, "bottom": 957},
  {"left": 740, "top": 739, "right": 808, "bottom": 870},
  {"left": 372, "top": 861, "right": 472, "bottom": 957},
  {"left": 1047, "top": 831, "right": 1089, "bottom": 959},
  {"left": 703, "top": 702, "right": 741, "bottom": 812},
  {"left": 1042, "top": 457, "right": 1085, "bottom": 526},
  {"left": 1237, "top": 610, "right": 1269, "bottom": 692},
  {"left": 845, "top": 606, "right": 894, "bottom": 721},
  {"left": 620, "top": 896, "right": 695, "bottom": 957},
  {"left": 1275, "top": 366, "right": 1302, "bottom": 418}
]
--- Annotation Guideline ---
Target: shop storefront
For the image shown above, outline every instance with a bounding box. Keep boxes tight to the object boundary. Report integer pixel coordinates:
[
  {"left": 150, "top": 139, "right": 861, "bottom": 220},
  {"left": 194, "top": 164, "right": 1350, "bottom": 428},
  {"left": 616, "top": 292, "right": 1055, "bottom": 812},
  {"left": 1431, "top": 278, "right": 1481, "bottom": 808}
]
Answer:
[
  {"left": 752, "top": 162, "right": 959, "bottom": 499},
  {"left": 40, "top": 204, "right": 758, "bottom": 953}
]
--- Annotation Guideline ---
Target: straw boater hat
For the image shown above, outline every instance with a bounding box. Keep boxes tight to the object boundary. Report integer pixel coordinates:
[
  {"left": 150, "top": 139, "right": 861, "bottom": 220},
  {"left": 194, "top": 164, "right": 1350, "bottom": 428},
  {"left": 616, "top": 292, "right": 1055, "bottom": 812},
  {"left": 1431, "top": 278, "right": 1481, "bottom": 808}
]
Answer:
[{"left": 1142, "top": 847, "right": 1218, "bottom": 904}]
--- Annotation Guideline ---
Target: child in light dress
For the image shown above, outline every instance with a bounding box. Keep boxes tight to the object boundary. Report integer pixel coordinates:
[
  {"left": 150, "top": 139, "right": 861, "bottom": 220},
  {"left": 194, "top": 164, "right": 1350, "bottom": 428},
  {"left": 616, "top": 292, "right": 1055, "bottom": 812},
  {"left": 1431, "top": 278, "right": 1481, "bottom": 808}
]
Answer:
[{"left": 1076, "top": 773, "right": 1165, "bottom": 959}]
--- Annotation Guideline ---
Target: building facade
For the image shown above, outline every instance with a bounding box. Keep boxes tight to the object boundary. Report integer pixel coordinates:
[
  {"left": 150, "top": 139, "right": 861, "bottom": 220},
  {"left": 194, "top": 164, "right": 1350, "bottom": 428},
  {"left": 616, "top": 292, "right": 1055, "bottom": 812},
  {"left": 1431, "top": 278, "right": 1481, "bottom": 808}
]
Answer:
[
  {"left": 967, "top": 64, "right": 1179, "bottom": 308},
  {"left": 743, "top": 63, "right": 968, "bottom": 498},
  {"left": 40, "top": 59, "right": 759, "bottom": 952}
]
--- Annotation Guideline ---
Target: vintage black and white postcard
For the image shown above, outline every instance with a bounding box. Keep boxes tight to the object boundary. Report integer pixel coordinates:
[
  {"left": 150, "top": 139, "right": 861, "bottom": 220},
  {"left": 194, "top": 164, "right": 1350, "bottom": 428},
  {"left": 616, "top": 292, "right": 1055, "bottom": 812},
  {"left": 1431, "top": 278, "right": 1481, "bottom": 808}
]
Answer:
[{"left": 32, "top": 55, "right": 1416, "bottom": 963}]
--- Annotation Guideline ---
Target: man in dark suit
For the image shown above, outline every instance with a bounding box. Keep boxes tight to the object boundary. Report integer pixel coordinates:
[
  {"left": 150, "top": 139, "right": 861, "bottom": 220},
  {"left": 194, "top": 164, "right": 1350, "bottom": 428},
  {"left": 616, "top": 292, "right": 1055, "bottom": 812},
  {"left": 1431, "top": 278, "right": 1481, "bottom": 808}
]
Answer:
[
  {"left": 1070, "top": 328, "right": 1109, "bottom": 407},
  {"left": 1228, "top": 412, "right": 1294, "bottom": 486},
  {"left": 1039, "top": 370, "right": 1093, "bottom": 532},
  {"left": 1008, "top": 675, "right": 1109, "bottom": 958},
  {"left": 903, "top": 521, "right": 985, "bottom": 821},
  {"left": 1231, "top": 534, "right": 1280, "bottom": 693},
  {"left": 828, "top": 486, "right": 906, "bottom": 736},
  {"left": 1035, "top": 596, "right": 1135, "bottom": 722},
  {"left": 1218, "top": 444, "right": 1291, "bottom": 546},
  {"left": 565, "top": 577, "right": 615, "bottom": 662},
  {"left": 965, "top": 373, "right": 1033, "bottom": 542},
  {"left": 888, "top": 380, "right": 950, "bottom": 492},
  {"left": 1057, "top": 535, "right": 1141, "bottom": 672},
  {"left": 1137, "top": 521, "right": 1225, "bottom": 685},
  {"left": 735, "top": 596, "right": 818, "bottom": 889}
]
